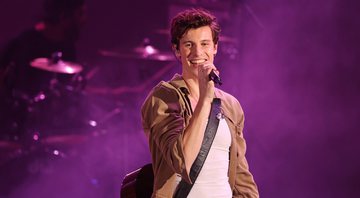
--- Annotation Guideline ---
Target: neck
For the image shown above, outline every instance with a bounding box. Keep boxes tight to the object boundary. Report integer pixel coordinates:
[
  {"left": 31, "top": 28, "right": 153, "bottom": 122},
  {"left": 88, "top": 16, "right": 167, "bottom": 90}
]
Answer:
[{"left": 183, "top": 76, "right": 200, "bottom": 101}]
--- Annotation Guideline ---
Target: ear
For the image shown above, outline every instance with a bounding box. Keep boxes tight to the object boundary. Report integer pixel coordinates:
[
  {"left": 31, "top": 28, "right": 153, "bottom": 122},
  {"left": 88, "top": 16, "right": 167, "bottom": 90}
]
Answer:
[
  {"left": 172, "top": 44, "right": 181, "bottom": 59},
  {"left": 214, "top": 43, "right": 218, "bottom": 55}
]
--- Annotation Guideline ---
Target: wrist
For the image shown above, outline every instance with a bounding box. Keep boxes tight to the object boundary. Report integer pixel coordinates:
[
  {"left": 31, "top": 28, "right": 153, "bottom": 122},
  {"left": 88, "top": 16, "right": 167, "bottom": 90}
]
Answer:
[{"left": 198, "top": 96, "right": 213, "bottom": 106}]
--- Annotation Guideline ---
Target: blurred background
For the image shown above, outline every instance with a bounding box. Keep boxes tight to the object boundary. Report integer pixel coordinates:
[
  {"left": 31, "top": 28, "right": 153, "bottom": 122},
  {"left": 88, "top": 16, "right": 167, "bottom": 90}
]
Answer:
[{"left": 0, "top": 0, "right": 359, "bottom": 197}]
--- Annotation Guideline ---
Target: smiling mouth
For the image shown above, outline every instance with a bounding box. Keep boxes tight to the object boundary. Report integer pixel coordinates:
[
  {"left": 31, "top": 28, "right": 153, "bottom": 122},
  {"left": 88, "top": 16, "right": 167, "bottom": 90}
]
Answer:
[{"left": 189, "top": 59, "right": 207, "bottom": 64}]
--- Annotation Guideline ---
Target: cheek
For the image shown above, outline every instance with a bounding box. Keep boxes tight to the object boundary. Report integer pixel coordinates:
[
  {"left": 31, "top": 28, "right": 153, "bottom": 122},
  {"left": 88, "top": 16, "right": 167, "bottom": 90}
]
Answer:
[
  {"left": 205, "top": 51, "right": 214, "bottom": 59},
  {"left": 179, "top": 51, "right": 188, "bottom": 60},
  {"left": 181, "top": 56, "right": 188, "bottom": 63}
]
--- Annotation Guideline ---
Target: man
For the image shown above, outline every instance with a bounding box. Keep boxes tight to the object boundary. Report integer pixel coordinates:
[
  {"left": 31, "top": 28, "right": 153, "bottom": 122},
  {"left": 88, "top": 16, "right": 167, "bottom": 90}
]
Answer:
[{"left": 141, "top": 8, "right": 259, "bottom": 197}]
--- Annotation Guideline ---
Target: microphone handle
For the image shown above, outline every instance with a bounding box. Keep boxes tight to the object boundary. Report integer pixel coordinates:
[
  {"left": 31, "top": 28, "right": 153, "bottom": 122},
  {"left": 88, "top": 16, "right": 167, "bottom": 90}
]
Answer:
[{"left": 209, "top": 70, "right": 222, "bottom": 85}]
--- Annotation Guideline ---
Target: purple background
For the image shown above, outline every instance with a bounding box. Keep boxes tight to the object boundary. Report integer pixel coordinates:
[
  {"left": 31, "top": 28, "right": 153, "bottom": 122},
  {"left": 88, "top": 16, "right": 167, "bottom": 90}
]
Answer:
[{"left": 1, "top": 0, "right": 359, "bottom": 197}]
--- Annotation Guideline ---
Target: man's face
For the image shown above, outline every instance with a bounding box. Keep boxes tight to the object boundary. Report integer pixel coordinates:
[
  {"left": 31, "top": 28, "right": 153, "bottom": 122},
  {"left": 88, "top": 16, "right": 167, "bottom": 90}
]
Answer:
[{"left": 174, "top": 26, "right": 218, "bottom": 79}]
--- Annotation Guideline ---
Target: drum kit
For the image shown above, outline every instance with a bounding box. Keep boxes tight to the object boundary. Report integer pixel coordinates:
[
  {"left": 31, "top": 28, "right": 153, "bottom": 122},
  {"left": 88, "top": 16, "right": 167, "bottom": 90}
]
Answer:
[
  {"left": 0, "top": 45, "right": 176, "bottom": 193},
  {"left": 0, "top": 33, "right": 238, "bottom": 195},
  {"left": 0, "top": 52, "right": 93, "bottom": 168},
  {"left": 0, "top": 52, "right": 97, "bottom": 195}
]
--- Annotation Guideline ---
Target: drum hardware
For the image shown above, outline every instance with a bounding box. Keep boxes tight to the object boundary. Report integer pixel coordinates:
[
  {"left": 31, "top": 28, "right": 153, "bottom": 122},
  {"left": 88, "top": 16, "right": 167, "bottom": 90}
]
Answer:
[
  {"left": 98, "top": 38, "right": 176, "bottom": 62},
  {"left": 40, "top": 134, "right": 90, "bottom": 147},
  {"left": 97, "top": 107, "right": 122, "bottom": 125},
  {"left": 30, "top": 52, "right": 83, "bottom": 74},
  {"left": 0, "top": 53, "right": 106, "bottom": 196},
  {"left": 0, "top": 140, "right": 22, "bottom": 152},
  {"left": 5, "top": 53, "right": 92, "bottom": 149},
  {"left": 98, "top": 49, "right": 175, "bottom": 62}
]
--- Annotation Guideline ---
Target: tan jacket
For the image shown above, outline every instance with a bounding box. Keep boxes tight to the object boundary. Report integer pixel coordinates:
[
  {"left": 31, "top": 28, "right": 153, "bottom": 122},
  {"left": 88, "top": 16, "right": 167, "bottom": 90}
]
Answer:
[{"left": 141, "top": 74, "right": 259, "bottom": 198}]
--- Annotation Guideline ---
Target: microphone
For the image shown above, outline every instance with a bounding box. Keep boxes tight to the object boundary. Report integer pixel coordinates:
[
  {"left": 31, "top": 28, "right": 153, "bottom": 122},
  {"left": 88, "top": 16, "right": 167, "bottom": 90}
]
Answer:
[{"left": 209, "top": 69, "right": 222, "bottom": 85}]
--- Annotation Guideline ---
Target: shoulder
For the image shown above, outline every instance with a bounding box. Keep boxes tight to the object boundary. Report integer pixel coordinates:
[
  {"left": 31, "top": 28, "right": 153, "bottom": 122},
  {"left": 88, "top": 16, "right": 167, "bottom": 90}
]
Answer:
[
  {"left": 141, "top": 81, "right": 185, "bottom": 130},
  {"left": 11, "top": 29, "right": 41, "bottom": 44},
  {"left": 215, "top": 88, "right": 244, "bottom": 122},
  {"left": 2, "top": 29, "right": 42, "bottom": 54},
  {"left": 141, "top": 81, "right": 182, "bottom": 113},
  {"left": 145, "top": 81, "right": 181, "bottom": 103},
  {"left": 216, "top": 88, "right": 242, "bottom": 109},
  {"left": 19, "top": 28, "right": 40, "bottom": 38},
  {"left": 0, "top": 29, "right": 37, "bottom": 64}
]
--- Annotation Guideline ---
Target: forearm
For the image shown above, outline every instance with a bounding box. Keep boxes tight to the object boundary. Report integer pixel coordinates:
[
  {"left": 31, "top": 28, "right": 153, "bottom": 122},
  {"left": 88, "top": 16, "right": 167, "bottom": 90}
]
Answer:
[{"left": 182, "top": 98, "right": 212, "bottom": 174}]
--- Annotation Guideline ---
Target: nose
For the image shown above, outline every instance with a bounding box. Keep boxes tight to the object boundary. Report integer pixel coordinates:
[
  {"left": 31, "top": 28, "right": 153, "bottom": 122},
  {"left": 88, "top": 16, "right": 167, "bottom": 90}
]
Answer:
[{"left": 192, "top": 44, "right": 203, "bottom": 56}]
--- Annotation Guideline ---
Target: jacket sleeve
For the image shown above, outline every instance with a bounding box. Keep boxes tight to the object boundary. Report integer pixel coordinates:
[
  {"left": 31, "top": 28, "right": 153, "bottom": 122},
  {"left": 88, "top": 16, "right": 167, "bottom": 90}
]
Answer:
[
  {"left": 233, "top": 101, "right": 259, "bottom": 198},
  {"left": 141, "top": 84, "right": 191, "bottom": 183}
]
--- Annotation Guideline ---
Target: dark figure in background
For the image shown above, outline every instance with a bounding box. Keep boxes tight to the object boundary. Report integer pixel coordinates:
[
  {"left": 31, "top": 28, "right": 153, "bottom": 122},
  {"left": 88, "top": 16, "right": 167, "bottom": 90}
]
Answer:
[
  {"left": 0, "top": 0, "right": 86, "bottom": 96},
  {"left": 141, "top": 8, "right": 259, "bottom": 197},
  {"left": 0, "top": 0, "right": 87, "bottom": 195},
  {"left": 0, "top": 0, "right": 87, "bottom": 140}
]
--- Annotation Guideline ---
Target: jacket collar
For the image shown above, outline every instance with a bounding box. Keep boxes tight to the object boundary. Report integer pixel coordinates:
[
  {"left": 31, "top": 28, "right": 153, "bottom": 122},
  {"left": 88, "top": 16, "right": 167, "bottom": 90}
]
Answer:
[
  {"left": 169, "top": 73, "right": 224, "bottom": 99},
  {"left": 169, "top": 73, "right": 190, "bottom": 95},
  {"left": 168, "top": 74, "right": 236, "bottom": 123},
  {"left": 169, "top": 73, "right": 187, "bottom": 88}
]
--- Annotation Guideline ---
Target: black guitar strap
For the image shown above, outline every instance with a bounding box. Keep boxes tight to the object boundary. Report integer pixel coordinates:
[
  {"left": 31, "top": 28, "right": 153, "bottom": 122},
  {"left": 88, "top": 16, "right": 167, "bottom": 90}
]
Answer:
[{"left": 173, "top": 98, "right": 222, "bottom": 198}]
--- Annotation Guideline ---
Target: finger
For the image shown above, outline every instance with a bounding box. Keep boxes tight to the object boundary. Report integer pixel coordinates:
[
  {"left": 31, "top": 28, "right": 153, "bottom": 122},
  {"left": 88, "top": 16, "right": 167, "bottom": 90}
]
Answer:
[
  {"left": 202, "top": 65, "right": 218, "bottom": 75},
  {"left": 213, "top": 68, "right": 220, "bottom": 76}
]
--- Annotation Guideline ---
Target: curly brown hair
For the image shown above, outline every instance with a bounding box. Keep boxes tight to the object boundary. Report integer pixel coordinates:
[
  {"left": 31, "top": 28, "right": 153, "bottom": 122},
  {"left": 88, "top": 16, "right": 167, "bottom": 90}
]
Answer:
[{"left": 170, "top": 8, "right": 221, "bottom": 50}]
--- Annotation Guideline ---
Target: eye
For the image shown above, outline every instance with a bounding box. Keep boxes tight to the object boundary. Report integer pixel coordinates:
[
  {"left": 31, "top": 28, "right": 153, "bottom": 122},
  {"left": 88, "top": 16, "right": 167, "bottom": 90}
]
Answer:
[
  {"left": 184, "top": 43, "right": 192, "bottom": 48},
  {"left": 201, "top": 42, "right": 210, "bottom": 46}
]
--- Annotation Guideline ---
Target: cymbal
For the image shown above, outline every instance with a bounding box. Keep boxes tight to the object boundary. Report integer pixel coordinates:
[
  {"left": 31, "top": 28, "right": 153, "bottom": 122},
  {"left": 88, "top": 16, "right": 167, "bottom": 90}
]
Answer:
[
  {"left": 30, "top": 58, "right": 83, "bottom": 74},
  {"left": 99, "top": 45, "right": 176, "bottom": 62}
]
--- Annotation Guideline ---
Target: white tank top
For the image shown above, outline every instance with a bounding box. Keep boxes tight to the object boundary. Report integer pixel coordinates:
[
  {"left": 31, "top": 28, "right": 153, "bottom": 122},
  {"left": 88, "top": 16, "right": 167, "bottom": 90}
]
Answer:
[{"left": 176, "top": 117, "right": 232, "bottom": 197}]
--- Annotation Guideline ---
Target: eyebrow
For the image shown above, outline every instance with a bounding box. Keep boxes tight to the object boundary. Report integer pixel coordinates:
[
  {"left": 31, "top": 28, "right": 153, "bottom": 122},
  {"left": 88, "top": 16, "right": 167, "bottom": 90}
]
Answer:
[{"left": 181, "top": 39, "right": 212, "bottom": 44}]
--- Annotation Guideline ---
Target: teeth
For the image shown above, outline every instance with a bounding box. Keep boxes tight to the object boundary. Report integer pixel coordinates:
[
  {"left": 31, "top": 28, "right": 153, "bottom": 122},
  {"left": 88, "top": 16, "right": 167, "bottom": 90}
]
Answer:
[{"left": 190, "top": 59, "right": 206, "bottom": 64}]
